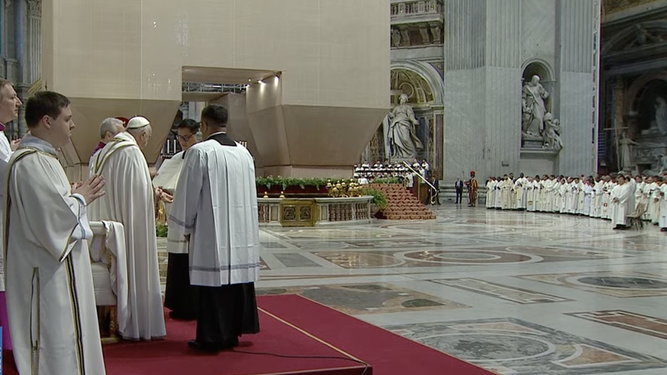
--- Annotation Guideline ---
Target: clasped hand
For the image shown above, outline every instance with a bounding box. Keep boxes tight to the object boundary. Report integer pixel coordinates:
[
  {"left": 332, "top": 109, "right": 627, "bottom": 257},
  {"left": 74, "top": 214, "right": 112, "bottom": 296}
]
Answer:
[{"left": 72, "top": 175, "right": 106, "bottom": 205}]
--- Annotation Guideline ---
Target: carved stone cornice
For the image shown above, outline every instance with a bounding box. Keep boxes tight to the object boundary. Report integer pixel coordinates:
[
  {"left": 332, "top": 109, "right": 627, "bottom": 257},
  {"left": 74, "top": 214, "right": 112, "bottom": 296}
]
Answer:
[{"left": 27, "top": 0, "right": 41, "bottom": 17}]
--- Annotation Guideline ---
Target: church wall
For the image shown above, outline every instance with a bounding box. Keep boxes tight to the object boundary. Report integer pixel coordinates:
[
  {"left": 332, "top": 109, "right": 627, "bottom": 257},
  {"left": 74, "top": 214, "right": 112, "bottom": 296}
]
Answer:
[
  {"left": 443, "top": 0, "right": 596, "bottom": 182},
  {"left": 484, "top": 1, "right": 522, "bottom": 177},
  {"left": 443, "top": 0, "right": 486, "bottom": 181},
  {"left": 42, "top": 0, "right": 389, "bottom": 174},
  {"left": 557, "top": 0, "right": 596, "bottom": 176}
]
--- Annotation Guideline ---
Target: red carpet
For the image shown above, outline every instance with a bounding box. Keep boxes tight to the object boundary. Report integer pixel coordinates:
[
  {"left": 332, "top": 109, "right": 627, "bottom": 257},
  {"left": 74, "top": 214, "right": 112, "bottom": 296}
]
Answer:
[{"left": 3, "top": 295, "right": 495, "bottom": 375}]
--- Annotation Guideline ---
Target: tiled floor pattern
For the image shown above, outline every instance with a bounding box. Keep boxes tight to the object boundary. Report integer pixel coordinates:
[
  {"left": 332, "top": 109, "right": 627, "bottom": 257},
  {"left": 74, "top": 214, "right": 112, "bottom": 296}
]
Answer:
[{"left": 158, "top": 205, "right": 667, "bottom": 375}]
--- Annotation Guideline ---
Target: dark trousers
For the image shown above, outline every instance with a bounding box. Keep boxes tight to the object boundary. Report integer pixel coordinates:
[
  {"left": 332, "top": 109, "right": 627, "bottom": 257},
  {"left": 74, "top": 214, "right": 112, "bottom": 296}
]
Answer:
[
  {"left": 455, "top": 189, "right": 463, "bottom": 204},
  {"left": 195, "top": 282, "right": 260, "bottom": 346},
  {"left": 164, "top": 253, "right": 197, "bottom": 319}
]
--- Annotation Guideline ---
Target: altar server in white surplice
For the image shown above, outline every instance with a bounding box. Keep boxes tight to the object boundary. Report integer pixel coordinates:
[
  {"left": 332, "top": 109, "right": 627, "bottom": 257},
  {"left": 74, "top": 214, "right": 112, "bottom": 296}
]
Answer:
[
  {"left": 610, "top": 174, "right": 633, "bottom": 229},
  {"left": 155, "top": 119, "right": 201, "bottom": 321},
  {"left": 169, "top": 104, "right": 260, "bottom": 353},
  {"left": 88, "top": 115, "right": 166, "bottom": 341},
  {"left": 658, "top": 177, "right": 667, "bottom": 231},
  {"left": 5, "top": 91, "right": 106, "bottom": 375}
]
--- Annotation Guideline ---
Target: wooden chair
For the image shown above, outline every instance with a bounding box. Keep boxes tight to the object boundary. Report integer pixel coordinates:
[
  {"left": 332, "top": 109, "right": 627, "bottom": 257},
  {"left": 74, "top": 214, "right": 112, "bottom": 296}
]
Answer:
[{"left": 627, "top": 202, "right": 647, "bottom": 230}]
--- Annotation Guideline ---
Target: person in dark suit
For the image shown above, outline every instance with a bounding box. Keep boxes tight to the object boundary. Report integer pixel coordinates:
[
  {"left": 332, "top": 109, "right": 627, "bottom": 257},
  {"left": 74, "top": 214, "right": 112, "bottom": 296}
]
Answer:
[
  {"left": 455, "top": 178, "right": 464, "bottom": 204},
  {"left": 429, "top": 175, "right": 440, "bottom": 205}
]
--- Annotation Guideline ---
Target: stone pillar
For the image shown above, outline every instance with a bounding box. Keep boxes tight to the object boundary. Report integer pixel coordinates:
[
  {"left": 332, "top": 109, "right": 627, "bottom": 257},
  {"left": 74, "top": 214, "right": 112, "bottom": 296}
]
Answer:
[
  {"left": 15, "top": 0, "right": 29, "bottom": 136},
  {"left": 27, "top": 0, "right": 41, "bottom": 84}
]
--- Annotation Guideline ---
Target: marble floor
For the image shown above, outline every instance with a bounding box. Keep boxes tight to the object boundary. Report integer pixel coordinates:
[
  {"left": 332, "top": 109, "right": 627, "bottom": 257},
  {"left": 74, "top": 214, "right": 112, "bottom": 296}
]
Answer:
[{"left": 159, "top": 205, "right": 667, "bottom": 375}]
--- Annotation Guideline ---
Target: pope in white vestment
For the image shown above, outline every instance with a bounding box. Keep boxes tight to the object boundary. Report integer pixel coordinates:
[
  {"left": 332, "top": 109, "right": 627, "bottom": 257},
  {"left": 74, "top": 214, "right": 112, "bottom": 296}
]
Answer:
[
  {"left": 5, "top": 92, "right": 106, "bottom": 375},
  {"left": 88, "top": 116, "right": 166, "bottom": 341},
  {"left": 169, "top": 105, "right": 260, "bottom": 352}
]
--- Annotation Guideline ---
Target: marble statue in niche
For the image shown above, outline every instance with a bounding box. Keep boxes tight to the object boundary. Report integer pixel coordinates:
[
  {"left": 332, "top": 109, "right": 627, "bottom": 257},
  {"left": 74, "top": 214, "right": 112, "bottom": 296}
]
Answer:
[
  {"left": 542, "top": 113, "right": 563, "bottom": 151},
  {"left": 649, "top": 97, "right": 667, "bottom": 136},
  {"left": 385, "top": 94, "right": 423, "bottom": 160},
  {"left": 618, "top": 132, "right": 638, "bottom": 170},
  {"left": 522, "top": 75, "right": 550, "bottom": 137}
]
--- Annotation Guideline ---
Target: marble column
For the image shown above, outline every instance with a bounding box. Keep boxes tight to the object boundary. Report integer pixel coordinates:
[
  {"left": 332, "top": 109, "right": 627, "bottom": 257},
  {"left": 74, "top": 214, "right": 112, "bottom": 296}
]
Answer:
[{"left": 27, "top": 0, "right": 41, "bottom": 85}]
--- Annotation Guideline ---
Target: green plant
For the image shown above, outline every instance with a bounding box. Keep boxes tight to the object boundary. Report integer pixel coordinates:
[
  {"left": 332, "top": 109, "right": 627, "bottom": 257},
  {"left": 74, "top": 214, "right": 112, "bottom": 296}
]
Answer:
[
  {"left": 156, "top": 223, "right": 168, "bottom": 238},
  {"left": 372, "top": 177, "right": 401, "bottom": 184},
  {"left": 256, "top": 176, "right": 330, "bottom": 190},
  {"left": 361, "top": 187, "right": 387, "bottom": 209}
]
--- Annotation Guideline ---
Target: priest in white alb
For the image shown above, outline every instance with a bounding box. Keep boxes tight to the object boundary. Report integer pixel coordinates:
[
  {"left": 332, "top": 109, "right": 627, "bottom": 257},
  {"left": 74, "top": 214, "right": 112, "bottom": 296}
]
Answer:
[
  {"left": 88, "top": 115, "right": 166, "bottom": 341},
  {"left": 5, "top": 91, "right": 106, "bottom": 374},
  {"left": 154, "top": 118, "right": 201, "bottom": 320},
  {"left": 169, "top": 104, "right": 260, "bottom": 352},
  {"left": 610, "top": 174, "right": 633, "bottom": 229}
]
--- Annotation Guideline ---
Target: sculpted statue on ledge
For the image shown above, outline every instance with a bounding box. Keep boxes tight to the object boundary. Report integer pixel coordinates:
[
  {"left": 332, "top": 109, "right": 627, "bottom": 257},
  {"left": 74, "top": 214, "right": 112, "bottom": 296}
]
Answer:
[
  {"left": 386, "top": 94, "right": 424, "bottom": 160},
  {"left": 521, "top": 75, "right": 563, "bottom": 152},
  {"left": 522, "top": 75, "right": 549, "bottom": 138}
]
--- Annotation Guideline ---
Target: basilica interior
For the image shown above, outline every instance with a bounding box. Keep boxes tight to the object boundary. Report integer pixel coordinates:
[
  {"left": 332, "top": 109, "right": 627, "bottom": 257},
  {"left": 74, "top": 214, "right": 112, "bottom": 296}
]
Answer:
[{"left": 2, "top": 0, "right": 667, "bottom": 374}]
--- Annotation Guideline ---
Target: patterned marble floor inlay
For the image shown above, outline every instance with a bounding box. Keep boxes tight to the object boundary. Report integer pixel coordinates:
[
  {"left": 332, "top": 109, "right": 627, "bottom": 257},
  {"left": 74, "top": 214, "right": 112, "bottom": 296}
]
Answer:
[
  {"left": 256, "top": 283, "right": 469, "bottom": 315},
  {"left": 566, "top": 311, "right": 667, "bottom": 340},
  {"left": 156, "top": 205, "right": 667, "bottom": 372},
  {"left": 385, "top": 318, "right": 667, "bottom": 374},
  {"left": 432, "top": 278, "right": 572, "bottom": 304},
  {"left": 517, "top": 272, "right": 667, "bottom": 298}
]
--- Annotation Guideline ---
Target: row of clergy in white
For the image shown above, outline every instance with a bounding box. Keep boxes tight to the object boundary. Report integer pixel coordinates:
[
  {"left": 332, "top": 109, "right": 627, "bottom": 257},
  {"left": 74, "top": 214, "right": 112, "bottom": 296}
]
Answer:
[{"left": 485, "top": 174, "right": 667, "bottom": 229}]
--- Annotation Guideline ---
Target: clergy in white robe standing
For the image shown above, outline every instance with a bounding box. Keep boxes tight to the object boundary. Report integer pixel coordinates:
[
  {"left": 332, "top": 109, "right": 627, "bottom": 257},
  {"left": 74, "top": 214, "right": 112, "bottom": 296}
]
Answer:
[
  {"left": 88, "top": 116, "right": 166, "bottom": 341},
  {"left": 169, "top": 104, "right": 260, "bottom": 352},
  {"left": 155, "top": 118, "right": 200, "bottom": 321},
  {"left": 0, "top": 79, "right": 22, "bottom": 351},
  {"left": 658, "top": 178, "right": 667, "bottom": 231},
  {"left": 610, "top": 175, "right": 633, "bottom": 229},
  {"left": 5, "top": 91, "right": 106, "bottom": 375}
]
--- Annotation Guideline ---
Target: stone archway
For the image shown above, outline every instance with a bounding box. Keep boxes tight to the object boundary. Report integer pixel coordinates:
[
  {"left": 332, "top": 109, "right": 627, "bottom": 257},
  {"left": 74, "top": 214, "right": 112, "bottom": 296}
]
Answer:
[
  {"left": 362, "top": 62, "right": 443, "bottom": 177},
  {"left": 620, "top": 73, "right": 667, "bottom": 172}
]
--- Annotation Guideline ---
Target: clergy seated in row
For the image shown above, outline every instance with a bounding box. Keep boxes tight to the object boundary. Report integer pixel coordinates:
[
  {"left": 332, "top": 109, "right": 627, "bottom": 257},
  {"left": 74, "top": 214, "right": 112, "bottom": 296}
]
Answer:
[
  {"left": 88, "top": 115, "right": 167, "bottom": 341},
  {"left": 6, "top": 91, "right": 107, "bottom": 374},
  {"left": 0, "top": 78, "right": 23, "bottom": 352},
  {"left": 169, "top": 104, "right": 260, "bottom": 352},
  {"left": 153, "top": 118, "right": 201, "bottom": 320}
]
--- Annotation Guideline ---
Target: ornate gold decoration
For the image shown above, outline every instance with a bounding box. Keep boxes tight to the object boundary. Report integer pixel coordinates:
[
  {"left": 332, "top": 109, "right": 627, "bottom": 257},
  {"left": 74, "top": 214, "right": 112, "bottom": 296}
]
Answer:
[{"left": 279, "top": 200, "right": 318, "bottom": 227}]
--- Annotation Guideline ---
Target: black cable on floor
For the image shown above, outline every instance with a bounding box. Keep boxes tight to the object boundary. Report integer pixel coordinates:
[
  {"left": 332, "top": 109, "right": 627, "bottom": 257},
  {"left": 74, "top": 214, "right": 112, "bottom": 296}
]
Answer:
[{"left": 232, "top": 348, "right": 370, "bottom": 375}]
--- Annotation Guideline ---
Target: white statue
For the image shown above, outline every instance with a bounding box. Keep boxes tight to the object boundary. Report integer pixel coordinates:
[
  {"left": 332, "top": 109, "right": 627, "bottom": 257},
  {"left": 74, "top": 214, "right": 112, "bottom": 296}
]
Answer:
[
  {"left": 522, "top": 75, "right": 550, "bottom": 136},
  {"left": 653, "top": 97, "right": 667, "bottom": 135},
  {"left": 618, "top": 132, "right": 638, "bottom": 170},
  {"left": 542, "top": 113, "right": 563, "bottom": 151},
  {"left": 386, "top": 94, "right": 424, "bottom": 160}
]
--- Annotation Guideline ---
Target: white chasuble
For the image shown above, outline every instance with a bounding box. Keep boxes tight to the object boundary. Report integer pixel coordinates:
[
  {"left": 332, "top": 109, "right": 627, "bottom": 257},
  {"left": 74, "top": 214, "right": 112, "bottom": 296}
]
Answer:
[
  {"left": 5, "top": 136, "right": 105, "bottom": 375},
  {"left": 153, "top": 151, "right": 188, "bottom": 254},
  {"left": 168, "top": 135, "right": 260, "bottom": 287},
  {"left": 610, "top": 183, "right": 632, "bottom": 227},
  {"left": 88, "top": 132, "right": 166, "bottom": 341}
]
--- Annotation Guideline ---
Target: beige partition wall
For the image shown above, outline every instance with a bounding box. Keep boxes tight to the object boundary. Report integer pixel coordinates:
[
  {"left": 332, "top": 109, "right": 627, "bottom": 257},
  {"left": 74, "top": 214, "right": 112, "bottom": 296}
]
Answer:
[{"left": 42, "top": 0, "right": 390, "bottom": 176}]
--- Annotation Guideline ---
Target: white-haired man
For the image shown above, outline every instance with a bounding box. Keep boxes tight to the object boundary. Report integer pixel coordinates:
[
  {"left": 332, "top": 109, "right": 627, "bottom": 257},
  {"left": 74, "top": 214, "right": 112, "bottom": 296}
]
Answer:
[
  {"left": 88, "top": 115, "right": 166, "bottom": 341},
  {"left": 89, "top": 117, "right": 125, "bottom": 165},
  {"left": 0, "top": 79, "right": 23, "bottom": 351}
]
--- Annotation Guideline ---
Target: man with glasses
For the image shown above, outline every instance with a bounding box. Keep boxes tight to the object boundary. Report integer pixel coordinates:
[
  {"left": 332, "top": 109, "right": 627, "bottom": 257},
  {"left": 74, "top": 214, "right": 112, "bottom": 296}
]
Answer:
[{"left": 153, "top": 118, "right": 200, "bottom": 320}]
